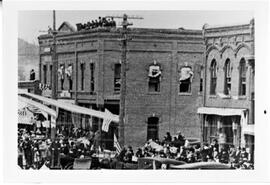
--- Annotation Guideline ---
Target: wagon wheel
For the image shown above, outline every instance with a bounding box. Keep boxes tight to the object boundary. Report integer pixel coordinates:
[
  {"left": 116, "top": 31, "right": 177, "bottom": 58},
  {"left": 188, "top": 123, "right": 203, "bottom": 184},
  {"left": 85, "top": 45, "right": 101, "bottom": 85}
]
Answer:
[{"left": 64, "top": 162, "right": 74, "bottom": 170}]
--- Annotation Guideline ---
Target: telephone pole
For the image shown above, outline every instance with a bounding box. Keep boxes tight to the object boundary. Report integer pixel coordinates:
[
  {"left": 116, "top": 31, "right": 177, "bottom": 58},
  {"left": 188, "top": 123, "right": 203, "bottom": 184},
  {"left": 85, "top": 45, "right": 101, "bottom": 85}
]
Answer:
[
  {"left": 107, "top": 14, "right": 143, "bottom": 146},
  {"left": 51, "top": 10, "right": 58, "bottom": 100},
  {"left": 50, "top": 10, "right": 58, "bottom": 141}
]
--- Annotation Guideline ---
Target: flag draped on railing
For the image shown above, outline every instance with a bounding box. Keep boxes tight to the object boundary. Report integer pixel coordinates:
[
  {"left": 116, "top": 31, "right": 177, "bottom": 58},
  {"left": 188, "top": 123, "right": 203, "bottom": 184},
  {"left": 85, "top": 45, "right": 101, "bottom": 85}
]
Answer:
[{"left": 114, "top": 134, "right": 122, "bottom": 154}]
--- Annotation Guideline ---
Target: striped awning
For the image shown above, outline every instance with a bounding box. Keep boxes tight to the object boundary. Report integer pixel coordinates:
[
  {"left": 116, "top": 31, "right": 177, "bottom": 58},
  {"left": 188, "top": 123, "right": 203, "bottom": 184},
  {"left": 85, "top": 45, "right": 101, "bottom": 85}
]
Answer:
[
  {"left": 19, "top": 92, "right": 119, "bottom": 123},
  {"left": 18, "top": 96, "right": 57, "bottom": 118}
]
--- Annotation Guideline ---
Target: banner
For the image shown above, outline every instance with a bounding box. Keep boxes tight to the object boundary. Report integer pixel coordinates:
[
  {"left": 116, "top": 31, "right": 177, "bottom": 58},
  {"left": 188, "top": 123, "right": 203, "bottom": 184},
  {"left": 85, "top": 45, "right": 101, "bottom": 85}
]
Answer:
[
  {"left": 18, "top": 108, "right": 35, "bottom": 125},
  {"left": 101, "top": 109, "right": 113, "bottom": 132}
]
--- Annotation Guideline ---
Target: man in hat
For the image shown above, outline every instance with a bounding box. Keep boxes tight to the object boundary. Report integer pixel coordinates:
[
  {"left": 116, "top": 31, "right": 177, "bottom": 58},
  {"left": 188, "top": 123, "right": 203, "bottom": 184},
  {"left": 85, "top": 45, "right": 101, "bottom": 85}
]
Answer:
[
  {"left": 30, "top": 69, "right": 35, "bottom": 81},
  {"left": 22, "top": 136, "right": 33, "bottom": 169}
]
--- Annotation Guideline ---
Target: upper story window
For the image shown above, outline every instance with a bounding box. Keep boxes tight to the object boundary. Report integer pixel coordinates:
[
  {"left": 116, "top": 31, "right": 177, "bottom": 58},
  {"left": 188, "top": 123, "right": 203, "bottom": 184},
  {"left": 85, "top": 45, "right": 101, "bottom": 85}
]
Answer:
[
  {"left": 148, "top": 77, "right": 160, "bottom": 92},
  {"left": 90, "top": 63, "right": 95, "bottom": 93},
  {"left": 58, "top": 64, "right": 65, "bottom": 90},
  {"left": 65, "top": 64, "right": 73, "bottom": 91},
  {"left": 80, "top": 63, "right": 85, "bottom": 91},
  {"left": 148, "top": 62, "right": 161, "bottom": 92},
  {"left": 239, "top": 58, "right": 247, "bottom": 96},
  {"left": 114, "top": 63, "right": 121, "bottom": 92},
  {"left": 43, "top": 65, "right": 47, "bottom": 84},
  {"left": 199, "top": 67, "right": 204, "bottom": 93},
  {"left": 49, "top": 65, "right": 53, "bottom": 86},
  {"left": 210, "top": 59, "right": 217, "bottom": 95},
  {"left": 179, "top": 66, "right": 193, "bottom": 93},
  {"left": 224, "top": 59, "right": 231, "bottom": 95}
]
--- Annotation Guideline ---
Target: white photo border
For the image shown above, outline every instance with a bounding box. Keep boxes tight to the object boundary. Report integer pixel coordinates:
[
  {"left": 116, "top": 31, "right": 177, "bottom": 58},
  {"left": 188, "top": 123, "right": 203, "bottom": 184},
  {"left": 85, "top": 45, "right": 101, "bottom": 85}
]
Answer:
[{"left": 2, "top": 0, "right": 270, "bottom": 183}]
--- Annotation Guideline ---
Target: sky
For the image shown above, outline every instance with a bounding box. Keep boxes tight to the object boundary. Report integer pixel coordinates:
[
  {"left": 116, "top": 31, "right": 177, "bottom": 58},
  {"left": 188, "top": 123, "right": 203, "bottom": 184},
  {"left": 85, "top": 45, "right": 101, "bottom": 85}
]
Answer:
[{"left": 18, "top": 10, "right": 254, "bottom": 44}]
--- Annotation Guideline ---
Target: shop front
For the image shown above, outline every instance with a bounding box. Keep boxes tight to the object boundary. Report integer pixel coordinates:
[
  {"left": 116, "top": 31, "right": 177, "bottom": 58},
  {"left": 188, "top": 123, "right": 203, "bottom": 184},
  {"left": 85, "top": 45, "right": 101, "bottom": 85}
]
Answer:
[{"left": 198, "top": 107, "right": 248, "bottom": 150}]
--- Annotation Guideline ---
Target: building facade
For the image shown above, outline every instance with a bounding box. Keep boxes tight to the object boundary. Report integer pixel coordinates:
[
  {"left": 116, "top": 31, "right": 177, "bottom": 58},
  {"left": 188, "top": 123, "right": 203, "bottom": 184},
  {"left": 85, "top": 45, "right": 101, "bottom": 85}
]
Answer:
[
  {"left": 198, "top": 20, "right": 255, "bottom": 160},
  {"left": 38, "top": 23, "right": 205, "bottom": 148},
  {"left": 18, "top": 80, "right": 41, "bottom": 95}
]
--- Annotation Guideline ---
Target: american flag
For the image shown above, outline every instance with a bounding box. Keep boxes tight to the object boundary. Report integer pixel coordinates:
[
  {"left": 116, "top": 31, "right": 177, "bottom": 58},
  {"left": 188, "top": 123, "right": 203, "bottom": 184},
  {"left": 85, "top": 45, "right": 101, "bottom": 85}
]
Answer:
[
  {"left": 101, "top": 109, "right": 113, "bottom": 132},
  {"left": 26, "top": 105, "right": 42, "bottom": 114},
  {"left": 114, "top": 134, "right": 122, "bottom": 154}
]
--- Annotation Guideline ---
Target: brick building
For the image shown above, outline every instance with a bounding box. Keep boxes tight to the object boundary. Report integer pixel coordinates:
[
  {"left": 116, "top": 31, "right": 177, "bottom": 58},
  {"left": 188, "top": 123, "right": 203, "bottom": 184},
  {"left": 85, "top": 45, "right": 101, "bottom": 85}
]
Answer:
[
  {"left": 197, "top": 19, "right": 254, "bottom": 160},
  {"left": 38, "top": 22, "right": 205, "bottom": 148},
  {"left": 18, "top": 80, "right": 41, "bottom": 95}
]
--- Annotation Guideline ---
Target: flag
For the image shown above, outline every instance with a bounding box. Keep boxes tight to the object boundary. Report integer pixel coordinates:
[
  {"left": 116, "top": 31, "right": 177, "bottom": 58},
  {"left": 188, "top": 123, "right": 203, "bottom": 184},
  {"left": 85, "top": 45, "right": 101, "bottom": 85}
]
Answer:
[
  {"left": 114, "top": 134, "right": 122, "bottom": 154},
  {"left": 101, "top": 109, "right": 113, "bottom": 132},
  {"left": 89, "top": 116, "right": 93, "bottom": 129},
  {"left": 217, "top": 92, "right": 229, "bottom": 98}
]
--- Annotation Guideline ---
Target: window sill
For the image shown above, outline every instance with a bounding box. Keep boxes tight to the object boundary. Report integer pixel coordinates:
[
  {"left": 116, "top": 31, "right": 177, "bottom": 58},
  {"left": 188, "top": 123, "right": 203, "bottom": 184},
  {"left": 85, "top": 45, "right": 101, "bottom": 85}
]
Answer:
[
  {"left": 221, "top": 95, "right": 231, "bottom": 99},
  {"left": 148, "top": 92, "right": 161, "bottom": 95},
  {"left": 238, "top": 96, "right": 247, "bottom": 100},
  {"left": 209, "top": 95, "right": 217, "bottom": 98},
  {"left": 77, "top": 91, "right": 96, "bottom": 95},
  {"left": 178, "top": 92, "right": 192, "bottom": 96}
]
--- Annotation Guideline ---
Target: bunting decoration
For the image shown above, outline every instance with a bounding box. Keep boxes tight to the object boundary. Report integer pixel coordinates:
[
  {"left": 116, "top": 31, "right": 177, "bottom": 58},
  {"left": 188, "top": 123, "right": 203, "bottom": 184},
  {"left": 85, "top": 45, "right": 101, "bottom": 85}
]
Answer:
[
  {"left": 65, "top": 65, "right": 73, "bottom": 78},
  {"left": 101, "top": 109, "right": 113, "bottom": 132}
]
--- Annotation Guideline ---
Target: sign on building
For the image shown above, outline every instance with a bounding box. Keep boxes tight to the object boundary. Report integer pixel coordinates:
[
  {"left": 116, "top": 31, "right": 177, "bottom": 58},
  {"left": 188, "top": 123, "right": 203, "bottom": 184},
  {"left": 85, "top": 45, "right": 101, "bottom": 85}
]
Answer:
[{"left": 60, "top": 90, "right": 71, "bottom": 98}]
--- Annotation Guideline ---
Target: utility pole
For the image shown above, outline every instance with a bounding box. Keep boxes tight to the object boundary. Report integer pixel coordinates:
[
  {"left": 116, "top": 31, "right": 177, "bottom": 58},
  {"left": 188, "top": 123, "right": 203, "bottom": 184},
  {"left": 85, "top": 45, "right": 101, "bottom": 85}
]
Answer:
[
  {"left": 51, "top": 10, "right": 58, "bottom": 100},
  {"left": 107, "top": 14, "right": 143, "bottom": 147}
]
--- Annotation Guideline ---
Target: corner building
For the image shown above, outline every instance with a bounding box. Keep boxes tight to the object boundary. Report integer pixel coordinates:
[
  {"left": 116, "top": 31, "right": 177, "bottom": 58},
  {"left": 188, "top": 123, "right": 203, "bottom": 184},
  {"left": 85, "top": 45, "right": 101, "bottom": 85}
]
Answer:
[
  {"left": 38, "top": 23, "right": 205, "bottom": 148},
  {"left": 198, "top": 20, "right": 255, "bottom": 161}
]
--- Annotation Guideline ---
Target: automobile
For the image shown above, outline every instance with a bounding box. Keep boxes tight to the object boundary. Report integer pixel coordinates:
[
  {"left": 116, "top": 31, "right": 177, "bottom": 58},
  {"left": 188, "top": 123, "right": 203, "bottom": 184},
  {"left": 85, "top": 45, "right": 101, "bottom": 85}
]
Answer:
[
  {"left": 60, "top": 155, "right": 100, "bottom": 169},
  {"left": 138, "top": 157, "right": 186, "bottom": 169},
  {"left": 170, "top": 161, "right": 234, "bottom": 170}
]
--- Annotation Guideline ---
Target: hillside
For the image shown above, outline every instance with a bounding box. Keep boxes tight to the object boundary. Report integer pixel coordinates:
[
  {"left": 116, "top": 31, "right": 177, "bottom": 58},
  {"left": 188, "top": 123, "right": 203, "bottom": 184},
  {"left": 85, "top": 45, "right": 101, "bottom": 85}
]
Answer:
[{"left": 18, "top": 38, "right": 39, "bottom": 81}]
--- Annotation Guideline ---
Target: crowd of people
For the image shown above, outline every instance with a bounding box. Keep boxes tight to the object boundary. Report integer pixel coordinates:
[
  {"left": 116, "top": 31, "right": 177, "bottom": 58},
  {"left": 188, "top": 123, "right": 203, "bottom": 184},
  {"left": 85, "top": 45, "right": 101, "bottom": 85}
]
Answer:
[
  {"left": 76, "top": 16, "right": 116, "bottom": 31},
  {"left": 17, "top": 127, "right": 104, "bottom": 169},
  {"left": 116, "top": 132, "right": 254, "bottom": 169},
  {"left": 18, "top": 127, "right": 254, "bottom": 170}
]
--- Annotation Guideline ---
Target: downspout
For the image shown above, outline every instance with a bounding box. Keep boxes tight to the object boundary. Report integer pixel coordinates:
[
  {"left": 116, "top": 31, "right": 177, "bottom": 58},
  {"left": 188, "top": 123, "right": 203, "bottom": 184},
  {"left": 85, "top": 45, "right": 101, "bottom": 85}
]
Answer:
[{"left": 201, "top": 25, "right": 208, "bottom": 144}]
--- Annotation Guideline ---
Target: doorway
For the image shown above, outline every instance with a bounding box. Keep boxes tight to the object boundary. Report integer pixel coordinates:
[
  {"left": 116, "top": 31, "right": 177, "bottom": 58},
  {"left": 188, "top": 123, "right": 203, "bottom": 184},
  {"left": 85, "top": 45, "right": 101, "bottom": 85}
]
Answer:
[{"left": 147, "top": 117, "right": 159, "bottom": 141}]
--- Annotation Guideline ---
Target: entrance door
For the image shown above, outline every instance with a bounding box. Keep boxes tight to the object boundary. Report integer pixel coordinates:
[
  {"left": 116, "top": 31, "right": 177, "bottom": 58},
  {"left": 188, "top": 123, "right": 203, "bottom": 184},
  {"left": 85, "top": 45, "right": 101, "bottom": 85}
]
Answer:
[
  {"left": 147, "top": 117, "right": 159, "bottom": 141},
  {"left": 223, "top": 116, "right": 234, "bottom": 145}
]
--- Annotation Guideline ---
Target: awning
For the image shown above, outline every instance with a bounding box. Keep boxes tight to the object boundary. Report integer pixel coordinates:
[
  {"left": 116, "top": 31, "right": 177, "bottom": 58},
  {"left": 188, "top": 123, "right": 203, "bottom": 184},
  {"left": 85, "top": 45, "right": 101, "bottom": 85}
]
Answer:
[
  {"left": 242, "top": 125, "right": 254, "bottom": 136},
  {"left": 19, "top": 92, "right": 119, "bottom": 123},
  {"left": 19, "top": 96, "right": 57, "bottom": 118},
  {"left": 197, "top": 107, "right": 246, "bottom": 116}
]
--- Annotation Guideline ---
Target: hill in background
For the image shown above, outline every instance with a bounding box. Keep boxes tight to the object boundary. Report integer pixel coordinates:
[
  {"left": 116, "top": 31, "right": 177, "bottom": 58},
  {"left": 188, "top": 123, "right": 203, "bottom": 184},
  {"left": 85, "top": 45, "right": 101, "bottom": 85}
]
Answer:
[{"left": 18, "top": 38, "right": 39, "bottom": 81}]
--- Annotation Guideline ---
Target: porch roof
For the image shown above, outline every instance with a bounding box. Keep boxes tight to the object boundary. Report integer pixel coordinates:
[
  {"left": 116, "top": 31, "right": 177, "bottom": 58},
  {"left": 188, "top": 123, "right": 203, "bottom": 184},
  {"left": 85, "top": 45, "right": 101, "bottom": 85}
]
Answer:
[{"left": 197, "top": 107, "right": 246, "bottom": 116}]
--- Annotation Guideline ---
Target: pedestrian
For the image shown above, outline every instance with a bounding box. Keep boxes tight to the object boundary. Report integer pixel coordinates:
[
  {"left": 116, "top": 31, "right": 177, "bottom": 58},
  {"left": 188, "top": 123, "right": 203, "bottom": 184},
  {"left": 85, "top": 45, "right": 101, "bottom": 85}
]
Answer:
[
  {"left": 22, "top": 137, "right": 33, "bottom": 169},
  {"left": 111, "top": 17, "right": 116, "bottom": 27},
  {"left": 239, "top": 147, "right": 249, "bottom": 165},
  {"left": 219, "top": 146, "right": 229, "bottom": 164}
]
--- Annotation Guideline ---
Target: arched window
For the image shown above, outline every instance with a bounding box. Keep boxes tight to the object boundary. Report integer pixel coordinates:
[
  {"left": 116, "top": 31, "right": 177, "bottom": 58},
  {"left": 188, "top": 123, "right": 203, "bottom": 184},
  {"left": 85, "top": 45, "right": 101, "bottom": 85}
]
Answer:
[
  {"left": 210, "top": 60, "right": 217, "bottom": 95},
  {"left": 224, "top": 59, "right": 231, "bottom": 95},
  {"left": 239, "top": 58, "right": 247, "bottom": 96},
  {"left": 147, "top": 117, "right": 159, "bottom": 141}
]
